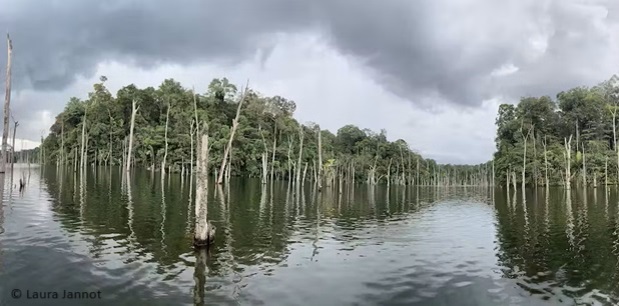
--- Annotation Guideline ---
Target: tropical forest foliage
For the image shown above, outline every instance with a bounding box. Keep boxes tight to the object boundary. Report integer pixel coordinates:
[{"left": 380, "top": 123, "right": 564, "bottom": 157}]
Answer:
[
  {"left": 41, "top": 77, "right": 493, "bottom": 186},
  {"left": 494, "top": 75, "right": 619, "bottom": 187}
]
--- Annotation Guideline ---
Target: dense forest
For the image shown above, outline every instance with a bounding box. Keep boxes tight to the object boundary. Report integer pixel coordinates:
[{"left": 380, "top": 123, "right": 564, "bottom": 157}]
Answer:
[
  {"left": 494, "top": 75, "right": 619, "bottom": 189},
  {"left": 40, "top": 77, "right": 493, "bottom": 187}
]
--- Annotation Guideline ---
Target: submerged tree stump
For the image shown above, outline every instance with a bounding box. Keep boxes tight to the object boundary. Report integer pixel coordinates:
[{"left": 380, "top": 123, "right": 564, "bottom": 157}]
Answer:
[
  {"left": 194, "top": 133, "right": 215, "bottom": 248},
  {"left": 193, "top": 221, "right": 215, "bottom": 247}
]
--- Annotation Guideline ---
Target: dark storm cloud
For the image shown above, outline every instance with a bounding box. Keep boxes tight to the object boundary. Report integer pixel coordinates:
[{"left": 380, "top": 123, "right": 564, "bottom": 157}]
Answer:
[
  {"left": 1, "top": 0, "right": 618, "bottom": 109},
  {"left": 0, "top": 0, "right": 316, "bottom": 91}
]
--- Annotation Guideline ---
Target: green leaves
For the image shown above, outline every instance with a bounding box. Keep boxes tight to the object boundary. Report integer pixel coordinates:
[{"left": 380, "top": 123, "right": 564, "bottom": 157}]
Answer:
[{"left": 495, "top": 76, "right": 619, "bottom": 186}]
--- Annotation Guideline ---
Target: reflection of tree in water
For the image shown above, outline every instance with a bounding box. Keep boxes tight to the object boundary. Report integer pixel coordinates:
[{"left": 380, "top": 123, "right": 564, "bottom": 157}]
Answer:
[
  {"left": 0, "top": 173, "right": 5, "bottom": 271},
  {"left": 41, "top": 168, "right": 193, "bottom": 271},
  {"left": 492, "top": 187, "right": 619, "bottom": 303},
  {"left": 160, "top": 178, "right": 168, "bottom": 260},
  {"left": 612, "top": 188, "right": 619, "bottom": 296},
  {"left": 192, "top": 248, "right": 208, "bottom": 306}
]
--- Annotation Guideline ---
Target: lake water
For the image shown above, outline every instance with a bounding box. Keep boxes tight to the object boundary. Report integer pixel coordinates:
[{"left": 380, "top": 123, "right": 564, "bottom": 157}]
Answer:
[{"left": 1, "top": 165, "right": 619, "bottom": 305}]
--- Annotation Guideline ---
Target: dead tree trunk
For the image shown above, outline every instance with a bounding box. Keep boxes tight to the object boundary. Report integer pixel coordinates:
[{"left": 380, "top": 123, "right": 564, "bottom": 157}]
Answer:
[
  {"left": 80, "top": 108, "right": 87, "bottom": 171},
  {"left": 190, "top": 120, "right": 195, "bottom": 174},
  {"left": 492, "top": 160, "right": 495, "bottom": 187},
  {"left": 317, "top": 126, "right": 323, "bottom": 190},
  {"left": 295, "top": 126, "right": 304, "bottom": 186},
  {"left": 192, "top": 90, "right": 200, "bottom": 176},
  {"left": 61, "top": 119, "right": 65, "bottom": 165},
  {"left": 521, "top": 122, "right": 533, "bottom": 190},
  {"left": 217, "top": 82, "right": 249, "bottom": 184},
  {"left": 582, "top": 142, "right": 587, "bottom": 186},
  {"left": 512, "top": 170, "right": 517, "bottom": 191},
  {"left": 605, "top": 156, "right": 609, "bottom": 187},
  {"left": 565, "top": 135, "right": 572, "bottom": 190},
  {"left": 611, "top": 104, "right": 618, "bottom": 182},
  {"left": 1, "top": 34, "right": 12, "bottom": 173},
  {"left": 259, "top": 126, "right": 268, "bottom": 185},
  {"left": 161, "top": 103, "right": 170, "bottom": 180},
  {"left": 188, "top": 121, "right": 195, "bottom": 201},
  {"left": 543, "top": 135, "right": 549, "bottom": 187},
  {"left": 194, "top": 132, "right": 214, "bottom": 246},
  {"left": 10, "top": 117, "right": 17, "bottom": 167},
  {"left": 270, "top": 126, "right": 277, "bottom": 182},
  {"left": 107, "top": 110, "right": 113, "bottom": 167},
  {"left": 125, "top": 99, "right": 139, "bottom": 172},
  {"left": 416, "top": 158, "right": 420, "bottom": 186},
  {"left": 386, "top": 158, "right": 392, "bottom": 187},
  {"left": 287, "top": 136, "right": 294, "bottom": 184},
  {"left": 302, "top": 162, "right": 308, "bottom": 185},
  {"left": 533, "top": 132, "right": 537, "bottom": 186},
  {"left": 506, "top": 165, "right": 511, "bottom": 192}
]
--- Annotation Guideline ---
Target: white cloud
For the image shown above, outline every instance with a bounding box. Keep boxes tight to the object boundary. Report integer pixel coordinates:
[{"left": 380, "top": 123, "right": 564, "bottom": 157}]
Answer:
[
  {"left": 491, "top": 64, "right": 520, "bottom": 77},
  {"left": 12, "top": 138, "right": 40, "bottom": 151}
]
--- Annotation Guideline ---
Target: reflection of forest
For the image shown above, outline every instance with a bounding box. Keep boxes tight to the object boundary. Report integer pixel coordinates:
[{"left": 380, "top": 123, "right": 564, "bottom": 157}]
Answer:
[
  {"left": 493, "top": 188, "right": 619, "bottom": 303},
  {"left": 40, "top": 167, "right": 498, "bottom": 282},
  {"left": 41, "top": 167, "right": 301, "bottom": 278}
]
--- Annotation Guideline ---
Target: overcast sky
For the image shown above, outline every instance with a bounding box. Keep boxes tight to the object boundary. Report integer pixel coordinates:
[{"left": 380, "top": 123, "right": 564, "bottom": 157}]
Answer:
[{"left": 1, "top": 0, "right": 619, "bottom": 163}]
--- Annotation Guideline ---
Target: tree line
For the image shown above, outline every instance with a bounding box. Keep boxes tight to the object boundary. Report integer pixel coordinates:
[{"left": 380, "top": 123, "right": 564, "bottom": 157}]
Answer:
[
  {"left": 40, "top": 77, "right": 493, "bottom": 187},
  {"left": 494, "top": 75, "right": 619, "bottom": 189}
]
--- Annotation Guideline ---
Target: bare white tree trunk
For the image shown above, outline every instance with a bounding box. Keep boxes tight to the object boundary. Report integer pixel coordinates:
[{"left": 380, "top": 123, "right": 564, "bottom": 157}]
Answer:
[
  {"left": 338, "top": 165, "right": 343, "bottom": 194},
  {"left": 565, "top": 135, "right": 572, "bottom": 190},
  {"left": 122, "top": 137, "right": 127, "bottom": 172},
  {"left": 512, "top": 170, "right": 517, "bottom": 191},
  {"left": 317, "top": 126, "right": 323, "bottom": 190},
  {"left": 582, "top": 142, "right": 586, "bottom": 186},
  {"left": 190, "top": 120, "right": 195, "bottom": 174},
  {"left": 80, "top": 108, "right": 87, "bottom": 171},
  {"left": 10, "top": 118, "right": 17, "bottom": 168},
  {"left": 260, "top": 152, "right": 268, "bottom": 184},
  {"left": 521, "top": 123, "right": 532, "bottom": 190},
  {"left": 225, "top": 154, "right": 231, "bottom": 182},
  {"left": 0, "top": 34, "right": 12, "bottom": 174},
  {"left": 270, "top": 126, "right": 277, "bottom": 182},
  {"left": 61, "top": 119, "right": 65, "bottom": 165},
  {"left": 217, "top": 82, "right": 249, "bottom": 184},
  {"left": 194, "top": 133, "right": 214, "bottom": 246},
  {"left": 605, "top": 156, "right": 609, "bottom": 187},
  {"left": 108, "top": 110, "right": 113, "bottom": 167},
  {"left": 386, "top": 158, "right": 392, "bottom": 187},
  {"left": 492, "top": 160, "right": 495, "bottom": 187},
  {"left": 416, "top": 158, "right": 420, "bottom": 186},
  {"left": 161, "top": 104, "right": 170, "bottom": 181},
  {"left": 302, "top": 162, "right": 308, "bottom": 186},
  {"left": 295, "top": 126, "right": 304, "bottom": 186},
  {"left": 125, "top": 99, "right": 139, "bottom": 172},
  {"left": 192, "top": 90, "right": 200, "bottom": 176},
  {"left": 506, "top": 165, "right": 510, "bottom": 192},
  {"left": 542, "top": 136, "right": 549, "bottom": 187},
  {"left": 287, "top": 137, "right": 293, "bottom": 184},
  {"left": 259, "top": 126, "right": 268, "bottom": 185},
  {"left": 611, "top": 105, "right": 618, "bottom": 182}
]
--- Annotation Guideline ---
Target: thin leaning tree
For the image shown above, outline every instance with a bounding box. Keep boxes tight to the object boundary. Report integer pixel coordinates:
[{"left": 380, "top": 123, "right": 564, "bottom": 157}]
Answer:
[{"left": 217, "top": 81, "right": 249, "bottom": 185}]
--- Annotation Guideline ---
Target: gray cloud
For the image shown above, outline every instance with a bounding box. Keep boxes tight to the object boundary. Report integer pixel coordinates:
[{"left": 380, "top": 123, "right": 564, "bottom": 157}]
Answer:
[{"left": 1, "top": 0, "right": 619, "bottom": 118}]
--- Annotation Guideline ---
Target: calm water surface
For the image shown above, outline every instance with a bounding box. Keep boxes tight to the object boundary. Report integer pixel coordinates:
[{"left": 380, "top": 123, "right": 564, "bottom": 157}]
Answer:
[{"left": 1, "top": 165, "right": 619, "bottom": 305}]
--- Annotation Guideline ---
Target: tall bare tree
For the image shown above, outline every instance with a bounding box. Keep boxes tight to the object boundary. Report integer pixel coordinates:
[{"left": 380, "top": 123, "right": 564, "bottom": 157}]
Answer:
[
  {"left": 125, "top": 99, "right": 139, "bottom": 172},
  {"left": 1, "top": 34, "right": 12, "bottom": 174},
  {"left": 217, "top": 81, "right": 249, "bottom": 184}
]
